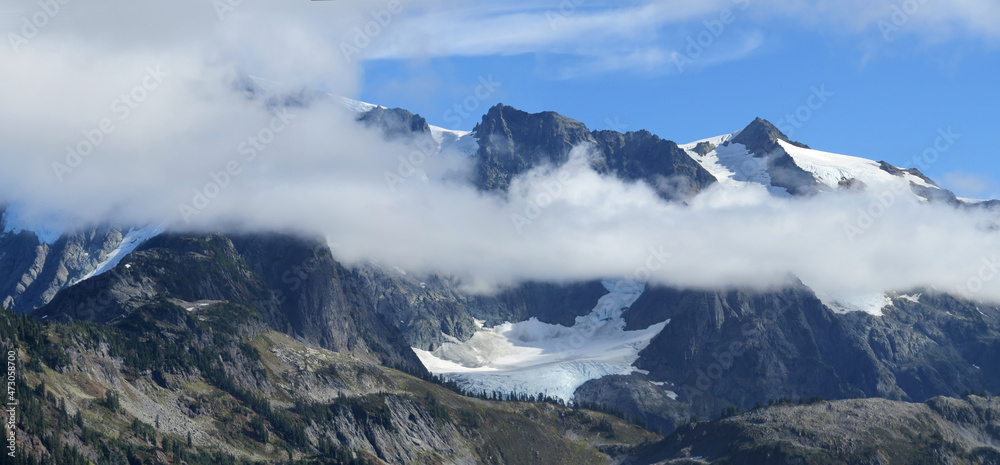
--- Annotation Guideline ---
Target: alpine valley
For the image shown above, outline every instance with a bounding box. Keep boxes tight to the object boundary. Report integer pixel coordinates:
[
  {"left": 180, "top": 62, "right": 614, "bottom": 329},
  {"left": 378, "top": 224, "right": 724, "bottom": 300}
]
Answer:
[{"left": 2, "top": 81, "right": 999, "bottom": 465}]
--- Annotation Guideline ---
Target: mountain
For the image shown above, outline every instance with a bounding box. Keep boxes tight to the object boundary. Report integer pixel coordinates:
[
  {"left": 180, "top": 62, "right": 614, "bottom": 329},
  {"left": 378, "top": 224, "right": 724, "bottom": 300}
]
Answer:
[
  {"left": 2, "top": 94, "right": 999, "bottom": 464},
  {"left": 394, "top": 105, "right": 999, "bottom": 434},
  {"left": 678, "top": 117, "right": 959, "bottom": 202}
]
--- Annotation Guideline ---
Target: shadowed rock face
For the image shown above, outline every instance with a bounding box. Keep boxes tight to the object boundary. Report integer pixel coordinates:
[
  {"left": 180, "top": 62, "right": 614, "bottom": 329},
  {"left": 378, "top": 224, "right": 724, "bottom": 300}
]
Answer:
[
  {"left": 358, "top": 106, "right": 433, "bottom": 140},
  {"left": 471, "top": 104, "right": 717, "bottom": 199},
  {"left": 35, "top": 233, "right": 428, "bottom": 374},
  {"left": 0, "top": 208, "right": 130, "bottom": 312},
  {"left": 472, "top": 104, "right": 597, "bottom": 192},
  {"left": 464, "top": 280, "right": 611, "bottom": 328},
  {"left": 574, "top": 373, "right": 692, "bottom": 436},
  {"left": 619, "top": 284, "right": 1000, "bottom": 419}
]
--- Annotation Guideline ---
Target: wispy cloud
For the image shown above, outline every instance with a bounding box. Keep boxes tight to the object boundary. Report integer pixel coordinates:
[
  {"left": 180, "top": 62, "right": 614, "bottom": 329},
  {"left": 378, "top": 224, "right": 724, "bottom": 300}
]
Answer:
[
  {"left": 941, "top": 171, "right": 1000, "bottom": 199},
  {"left": 345, "top": 0, "right": 1000, "bottom": 76},
  {"left": 354, "top": 0, "right": 762, "bottom": 76}
]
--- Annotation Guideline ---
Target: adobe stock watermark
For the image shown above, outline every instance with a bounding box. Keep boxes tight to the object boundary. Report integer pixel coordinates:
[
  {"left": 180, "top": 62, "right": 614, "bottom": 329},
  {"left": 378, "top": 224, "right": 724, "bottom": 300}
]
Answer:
[
  {"left": 843, "top": 127, "right": 960, "bottom": 243},
  {"left": 604, "top": 116, "right": 628, "bottom": 133},
  {"left": 213, "top": 0, "right": 240, "bottom": 21},
  {"left": 382, "top": 136, "right": 439, "bottom": 192},
  {"left": 548, "top": 247, "right": 673, "bottom": 364},
  {"left": 272, "top": 245, "right": 331, "bottom": 304},
  {"left": 442, "top": 75, "right": 502, "bottom": 129},
  {"left": 212, "top": 0, "right": 256, "bottom": 22},
  {"left": 178, "top": 109, "right": 296, "bottom": 223},
  {"left": 730, "top": 154, "right": 768, "bottom": 182},
  {"left": 672, "top": 0, "right": 751, "bottom": 73},
  {"left": 547, "top": 0, "right": 584, "bottom": 30},
  {"left": 878, "top": 0, "right": 930, "bottom": 41},
  {"left": 625, "top": 246, "right": 673, "bottom": 285},
  {"left": 385, "top": 74, "right": 501, "bottom": 191},
  {"left": 51, "top": 65, "right": 169, "bottom": 183},
  {"left": 959, "top": 255, "right": 998, "bottom": 296},
  {"left": 7, "top": 0, "right": 73, "bottom": 53},
  {"left": 339, "top": 0, "right": 412, "bottom": 63},
  {"left": 680, "top": 301, "right": 791, "bottom": 401},
  {"left": 5, "top": 350, "right": 15, "bottom": 459},
  {"left": 510, "top": 169, "right": 572, "bottom": 234},
  {"left": 775, "top": 85, "right": 834, "bottom": 138}
]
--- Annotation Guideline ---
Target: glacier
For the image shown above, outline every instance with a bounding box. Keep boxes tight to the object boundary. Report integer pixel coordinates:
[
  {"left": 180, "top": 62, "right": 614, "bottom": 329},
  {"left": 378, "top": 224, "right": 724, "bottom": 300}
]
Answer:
[{"left": 413, "top": 279, "right": 670, "bottom": 403}]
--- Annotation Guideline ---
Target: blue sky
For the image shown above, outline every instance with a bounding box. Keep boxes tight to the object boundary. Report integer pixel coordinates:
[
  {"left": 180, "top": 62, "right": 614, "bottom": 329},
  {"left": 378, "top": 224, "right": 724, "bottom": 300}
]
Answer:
[{"left": 354, "top": 1, "right": 1000, "bottom": 200}]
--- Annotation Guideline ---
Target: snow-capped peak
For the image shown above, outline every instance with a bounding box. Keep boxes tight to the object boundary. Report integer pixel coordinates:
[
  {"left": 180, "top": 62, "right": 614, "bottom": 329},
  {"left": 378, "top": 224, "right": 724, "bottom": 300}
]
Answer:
[{"left": 680, "top": 118, "right": 956, "bottom": 204}]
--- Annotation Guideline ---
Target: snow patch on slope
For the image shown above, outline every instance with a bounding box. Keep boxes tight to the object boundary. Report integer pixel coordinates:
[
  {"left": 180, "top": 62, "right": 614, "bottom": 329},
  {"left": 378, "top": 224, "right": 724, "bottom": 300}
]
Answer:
[
  {"left": 777, "top": 140, "right": 908, "bottom": 191},
  {"left": 81, "top": 224, "right": 165, "bottom": 281},
  {"left": 814, "top": 289, "right": 892, "bottom": 316},
  {"left": 679, "top": 135, "right": 789, "bottom": 197},
  {"left": 335, "top": 96, "right": 381, "bottom": 115},
  {"left": 413, "top": 279, "right": 668, "bottom": 402},
  {"left": 430, "top": 127, "right": 479, "bottom": 156}
]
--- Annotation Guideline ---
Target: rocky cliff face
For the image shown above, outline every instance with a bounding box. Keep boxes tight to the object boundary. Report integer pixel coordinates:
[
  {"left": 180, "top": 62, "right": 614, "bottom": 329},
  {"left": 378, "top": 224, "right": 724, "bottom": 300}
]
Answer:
[
  {"left": 35, "top": 233, "right": 428, "bottom": 373},
  {"left": 1, "top": 207, "right": 129, "bottom": 312},
  {"left": 602, "top": 284, "right": 1000, "bottom": 425},
  {"left": 472, "top": 104, "right": 717, "bottom": 199},
  {"left": 358, "top": 106, "right": 433, "bottom": 141}
]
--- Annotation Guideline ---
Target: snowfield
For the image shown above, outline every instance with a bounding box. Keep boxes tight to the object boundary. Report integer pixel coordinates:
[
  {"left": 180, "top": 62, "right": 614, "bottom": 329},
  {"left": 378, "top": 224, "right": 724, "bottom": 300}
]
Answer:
[
  {"left": 413, "top": 280, "right": 669, "bottom": 402},
  {"left": 777, "top": 140, "right": 911, "bottom": 191},
  {"left": 81, "top": 224, "right": 165, "bottom": 281},
  {"left": 812, "top": 290, "right": 893, "bottom": 316},
  {"left": 680, "top": 133, "right": 945, "bottom": 201},
  {"left": 679, "top": 133, "right": 786, "bottom": 196}
]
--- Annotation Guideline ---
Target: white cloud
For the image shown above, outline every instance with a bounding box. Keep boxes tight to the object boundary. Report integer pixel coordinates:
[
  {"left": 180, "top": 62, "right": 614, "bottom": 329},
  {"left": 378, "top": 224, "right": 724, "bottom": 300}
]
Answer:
[
  {"left": 322, "top": 0, "right": 763, "bottom": 76},
  {"left": 0, "top": 0, "right": 997, "bottom": 306},
  {"left": 941, "top": 171, "right": 1000, "bottom": 199},
  {"left": 341, "top": 0, "right": 1000, "bottom": 76}
]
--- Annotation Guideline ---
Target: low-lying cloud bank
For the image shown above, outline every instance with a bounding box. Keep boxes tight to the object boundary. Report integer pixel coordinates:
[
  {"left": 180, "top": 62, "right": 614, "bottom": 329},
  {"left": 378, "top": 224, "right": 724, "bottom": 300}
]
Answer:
[{"left": 0, "top": 0, "right": 997, "bottom": 303}]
